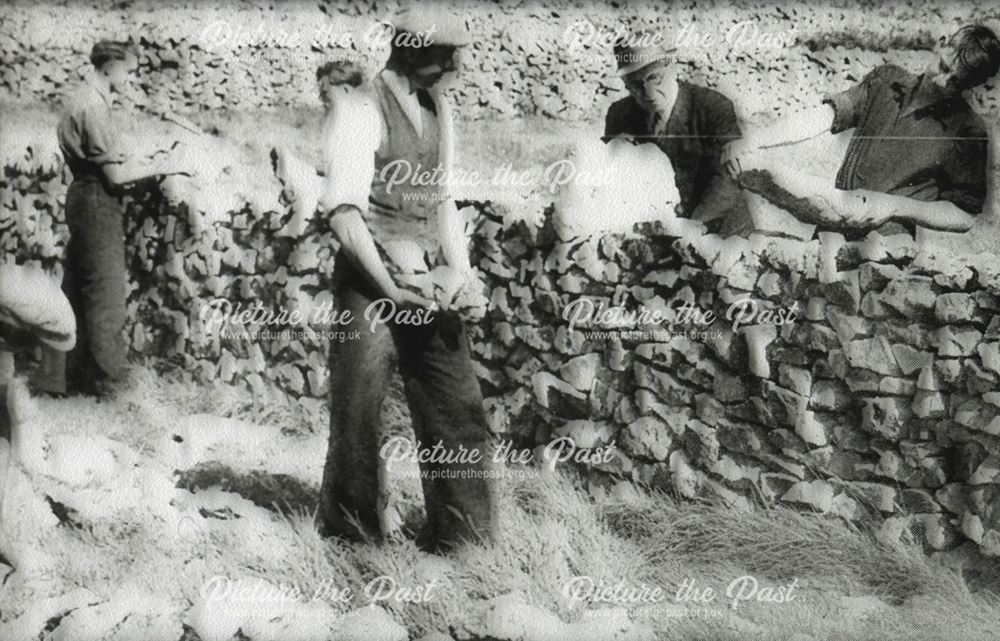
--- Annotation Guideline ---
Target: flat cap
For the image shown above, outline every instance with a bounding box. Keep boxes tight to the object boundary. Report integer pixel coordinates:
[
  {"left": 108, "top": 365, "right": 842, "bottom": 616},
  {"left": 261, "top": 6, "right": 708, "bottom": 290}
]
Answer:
[
  {"left": 393, "top": 6, "right": 471, "bottom": 47},
  {"left": 612, "top": 31, "right": 677, "bottom": 76},
  {"left": 0, "top": 264, "right": 76, "bottom": 352},
  {"left": 90, "top": 40, "right": 139, "bottom": 68}
]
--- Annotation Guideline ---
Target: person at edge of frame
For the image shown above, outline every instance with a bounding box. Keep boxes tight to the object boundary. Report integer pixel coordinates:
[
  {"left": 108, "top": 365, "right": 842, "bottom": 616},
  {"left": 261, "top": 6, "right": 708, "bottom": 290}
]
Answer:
[
  {"left": 721, "top": 23, "right": 1000, "bottom": 239},
  {"left": 32, "top": 40, "right": 192, "bottom": 398},
  {"left": 313, "top": 8, "right": 500, "bottom": 552},
  {"left": 602, "top": 34, "right": 754, "bottom": 237}
]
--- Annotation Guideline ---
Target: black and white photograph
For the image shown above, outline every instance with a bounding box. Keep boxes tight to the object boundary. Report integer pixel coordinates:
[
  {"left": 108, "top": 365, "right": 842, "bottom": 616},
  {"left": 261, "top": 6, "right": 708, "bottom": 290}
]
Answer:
[{"left": 2, "top": 0, "right": 1000, "bottom": 639}]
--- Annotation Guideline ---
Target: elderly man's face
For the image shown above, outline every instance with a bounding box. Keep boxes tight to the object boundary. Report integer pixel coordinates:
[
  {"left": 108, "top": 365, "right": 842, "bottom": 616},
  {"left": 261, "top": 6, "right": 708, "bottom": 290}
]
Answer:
[{"left": 623, "top": 60, "right": 678, "bottom": 113}]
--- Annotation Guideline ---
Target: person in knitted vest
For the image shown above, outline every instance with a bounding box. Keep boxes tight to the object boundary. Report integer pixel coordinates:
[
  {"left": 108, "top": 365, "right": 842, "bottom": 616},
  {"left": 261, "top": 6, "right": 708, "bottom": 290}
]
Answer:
[{"left": 314, "top": 9, "right": 499, "bottom": 551}]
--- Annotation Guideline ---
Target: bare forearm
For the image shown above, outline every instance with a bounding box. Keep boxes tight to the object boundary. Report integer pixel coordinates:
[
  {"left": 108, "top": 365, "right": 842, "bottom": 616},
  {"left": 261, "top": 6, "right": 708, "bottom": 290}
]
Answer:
[
  {"left": 814, "top": 189, "right": 972, "bottom": 231},
  {"left": 103, "top": 157, "right": 178, "bottom": 187},
  {"left": 329, "top": 206, "right": 399, "bottom": 298},
  {"left": 438, "top": 201, "right": 471, "bottom": 272},
  {"left": 885, "top": 197, "right": 975, "bottom": 231}
]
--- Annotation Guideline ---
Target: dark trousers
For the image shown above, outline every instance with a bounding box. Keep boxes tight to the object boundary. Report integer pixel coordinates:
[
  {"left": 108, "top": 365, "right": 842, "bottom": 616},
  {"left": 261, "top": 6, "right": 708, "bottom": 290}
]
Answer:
[
  {"left": 35, "top": 180, "right": 127, "bottom": 396},
  {"left": 317, "top": 254, "right": 498, "bottom": 547}
]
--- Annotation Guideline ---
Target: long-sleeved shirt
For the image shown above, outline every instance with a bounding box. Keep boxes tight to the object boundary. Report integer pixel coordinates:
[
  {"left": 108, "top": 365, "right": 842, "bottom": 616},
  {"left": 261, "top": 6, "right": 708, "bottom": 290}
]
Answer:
[{"left": 823, "top": 64, "right": 987, "bottom": 215}]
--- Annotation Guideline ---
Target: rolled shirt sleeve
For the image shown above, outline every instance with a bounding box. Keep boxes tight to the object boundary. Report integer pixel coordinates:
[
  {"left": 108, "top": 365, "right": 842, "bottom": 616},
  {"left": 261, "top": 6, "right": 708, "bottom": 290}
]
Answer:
[
  {"left": 318, "top": 89, "right": 383, "bottom": 214},
  {"left": 57, "top": 86, "right": 128, "bottom": 177},
  {"left": 78, "top": 100, "right": 125, "bottom": 165}
]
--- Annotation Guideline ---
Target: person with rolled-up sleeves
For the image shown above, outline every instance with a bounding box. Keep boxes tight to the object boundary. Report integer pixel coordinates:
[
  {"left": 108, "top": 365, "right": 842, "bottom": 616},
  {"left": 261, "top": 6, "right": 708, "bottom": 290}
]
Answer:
[
  {"left": 314, "top": 9, "right": 500, "bottom": 552},
  {"left": 34, "top": 40, "right": 190, "bottom": 397},
  {"left": 721, "top": 24, "right": 1000, "bottom": 235}
]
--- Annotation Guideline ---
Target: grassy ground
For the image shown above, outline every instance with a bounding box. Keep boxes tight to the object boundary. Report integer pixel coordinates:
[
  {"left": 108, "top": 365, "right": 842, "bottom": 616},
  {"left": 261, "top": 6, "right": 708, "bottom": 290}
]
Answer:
[{"left": 1, "top": 366, "right": 1000, "bottom": 641}]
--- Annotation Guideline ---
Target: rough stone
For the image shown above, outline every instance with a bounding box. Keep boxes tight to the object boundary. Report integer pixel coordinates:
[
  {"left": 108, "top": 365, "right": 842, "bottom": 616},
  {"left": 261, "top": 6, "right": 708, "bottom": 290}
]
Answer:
[
  {"left": 554, "top": 420, "right": 616, "bottom": 449},
  {"left": 781, "top": 479, "right": 834, "bottom": 512},
  {"left": 978, "top": 342, "right": 1000, "bottom": 376},
  {"left": 843, "top": 336, "right": 900, "bottom": 376},
  {"left": 809, "top": 380, "right": 851, "bottom": 411},
  {"left": 891, "top": 344, "right": 933, "bottom": 376},
  {"left": 935, "top": 327, "right": 982, "bottom": 357},
  {"left": 531, "top": 372, "right": 590, "bottom": 418},
  {"left": 861, "top": 397, "right": 910, "bottom": 439},
  {"left": 560, "top": 353, "right": 601, "bottom": 392},
  {"left": 622, "top": 416, "right": 672, "bottom": 461},
  {"left": 879, "top": 275, "right": 937, "bottom": 318},
  {"left": 935, "top": 293, "right": 977, "bottom": 324}
]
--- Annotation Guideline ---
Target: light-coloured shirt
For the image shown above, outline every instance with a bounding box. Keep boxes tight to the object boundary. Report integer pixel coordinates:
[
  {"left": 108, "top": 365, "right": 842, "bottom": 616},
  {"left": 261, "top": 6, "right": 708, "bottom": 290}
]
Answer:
[
  {"left": 319, "top": 69, "right": 456, "bottom": 253},
  {"left": 57, "top": 77, "right": 126, "bottom": 182}
]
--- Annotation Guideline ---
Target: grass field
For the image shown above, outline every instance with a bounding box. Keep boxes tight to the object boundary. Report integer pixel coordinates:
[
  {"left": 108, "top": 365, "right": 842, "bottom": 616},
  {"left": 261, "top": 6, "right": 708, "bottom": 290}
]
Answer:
[{"left": 2, "top": 366, "right": 1000, "bottom": 641}]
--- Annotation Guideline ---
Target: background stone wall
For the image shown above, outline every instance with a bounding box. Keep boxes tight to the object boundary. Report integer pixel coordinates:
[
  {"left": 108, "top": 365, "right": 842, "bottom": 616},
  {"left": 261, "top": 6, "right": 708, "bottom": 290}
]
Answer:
[{"left": 2, "top": 0, "right": 1000, "bottom": 121}]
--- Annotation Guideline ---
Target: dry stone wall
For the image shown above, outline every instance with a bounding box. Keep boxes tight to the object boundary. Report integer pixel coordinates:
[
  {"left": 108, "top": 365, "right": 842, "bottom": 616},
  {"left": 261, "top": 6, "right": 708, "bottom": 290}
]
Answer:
[
  {"left": 473, "top": 210, "right": 1000, "bottom": 556},
  {"left": 6, "top": 142, "right": 1000, "bottom": 556},
  {"left": 3, "top": 1, "right": 999, "bottom": 121}
]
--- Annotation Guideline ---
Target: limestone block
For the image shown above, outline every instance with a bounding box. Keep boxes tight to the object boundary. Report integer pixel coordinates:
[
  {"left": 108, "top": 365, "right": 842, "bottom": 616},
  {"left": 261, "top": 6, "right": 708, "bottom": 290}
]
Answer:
[
  {"left": 781, "top": 479, "right": 834, "bottom": 512},
  {"left": 560, "top": 353, "right": 601, "bottom": 392},
  {"left": 861, "top": 397, "right": 910, "bottom": 439},
  {"left": 809, "top": 380, "right": 852, "bottom": 412},
  {"left": 858, "top": 262, "right": 902, "bottom": 290},
  {"left": 778, "top": 365, "right": 812, "bottom": 397},
  {"left": 795, "top": 408, "right": 827, "bottom": 447},
  {"left": 554, "top": 420, "right": 616, "bottom": 450},
  {"left": 962, "top": 512, "right": 985, "bottom": 543},
  {"left": 622, "top": 416, "right": 672, "bottom": 461},
  {"left": 911, "top": 390, "right": 946, "bottom": 419},
  {"left": 684, "top": 419, "right": 720, "bottom": 465},
  {"left": 634, "top": 361, "right": 697, "bottom": 406},
  {"left": 843, "top": 336, "right": 900, "bottom": 376},
  {"left": 741, "top": 324, "right": 777, "bottom": 378},
  {"left": 878, "top": 275, "right": 937, "bottom": 318},
  {"left": 935, "top": 293, "right": 977, "bottom": 324},
  {"left": 669, "top": 450, "right": 698, "bottom": 499},
  {"left": 825, "top": 305, "right": 869, "bottom": 341},
  {"left": 531, "top": 371, "right": 589, "bottom": 418},
  {"left": 934, "top": 326, "right": 982, "bottom": 357},
  {"left": 553, "top": 324, "right": 586, "bottom": 355},
  {"left": 978, "top": 341, "right": 1000, "bottom": 375},
  {"left": 891, "top": 344, "right": 933, "bottom": 376}
]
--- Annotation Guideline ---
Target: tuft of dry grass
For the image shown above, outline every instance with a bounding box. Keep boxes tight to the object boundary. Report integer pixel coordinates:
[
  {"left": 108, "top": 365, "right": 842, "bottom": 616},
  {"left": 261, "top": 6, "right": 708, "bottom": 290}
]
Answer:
[{"left": 4, "top": 368, "right": 1000, "bottom": 641}]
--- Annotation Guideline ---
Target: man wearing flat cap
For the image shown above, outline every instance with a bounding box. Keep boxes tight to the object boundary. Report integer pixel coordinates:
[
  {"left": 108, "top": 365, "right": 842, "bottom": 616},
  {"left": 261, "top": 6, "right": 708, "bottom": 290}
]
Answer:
[
  {"left": 603, "top": 37, "right": 752, "bottom": 236},
  {"left": 34, "top": 40, "right": 190, "bottom": 398},
  {"left": 316, "top": 8, "right": 499, "bottom": 551}
]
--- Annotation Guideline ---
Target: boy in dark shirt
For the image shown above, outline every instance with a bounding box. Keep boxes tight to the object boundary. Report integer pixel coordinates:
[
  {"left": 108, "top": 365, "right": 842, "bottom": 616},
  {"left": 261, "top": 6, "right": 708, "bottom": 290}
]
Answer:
[{"left": 723, "top": 24, "right": 1000, "bottom": 234}]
